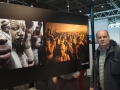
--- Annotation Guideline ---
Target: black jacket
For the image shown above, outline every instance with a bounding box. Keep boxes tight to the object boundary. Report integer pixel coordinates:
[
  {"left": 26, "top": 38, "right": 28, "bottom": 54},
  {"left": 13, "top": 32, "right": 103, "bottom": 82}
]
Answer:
[{"left": 90, "top": 40, "right": 120, "bottom": 90}]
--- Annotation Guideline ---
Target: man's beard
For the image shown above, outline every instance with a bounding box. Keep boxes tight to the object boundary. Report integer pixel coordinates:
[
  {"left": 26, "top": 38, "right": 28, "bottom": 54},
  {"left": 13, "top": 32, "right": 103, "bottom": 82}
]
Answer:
[{"left": 15, "top": 38, "right": 24, "bottom": 46}]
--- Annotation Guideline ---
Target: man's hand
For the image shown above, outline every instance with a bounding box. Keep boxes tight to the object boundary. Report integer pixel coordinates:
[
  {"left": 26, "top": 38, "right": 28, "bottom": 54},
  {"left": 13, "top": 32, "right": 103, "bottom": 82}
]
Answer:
[
  {"left": 52, "top": 77, "right": 57, "bottom": 83},
  {"left": 72, "top": 71, "right": 80, "bottom": 78},
  {"left": 89, "top": 87, "right": 94, "bottom": 90}
]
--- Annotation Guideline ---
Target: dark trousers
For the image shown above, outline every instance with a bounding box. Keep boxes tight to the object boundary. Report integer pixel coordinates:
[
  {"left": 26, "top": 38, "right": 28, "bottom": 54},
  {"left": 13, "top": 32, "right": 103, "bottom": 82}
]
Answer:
[
  {"left": 56, "top": 77, "right": 80, "bottom": 90},
  {"left": 78, "top": 70, "right": 86, "bottom": 90}
]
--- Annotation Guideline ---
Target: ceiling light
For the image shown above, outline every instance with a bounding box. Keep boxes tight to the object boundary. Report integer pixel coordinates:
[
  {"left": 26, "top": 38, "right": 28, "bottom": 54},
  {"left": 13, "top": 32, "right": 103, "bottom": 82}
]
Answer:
[
  {"left": 101, "top": 6, "right": 103, "bottom": 8},
  {"left": 79, "top": 10, "right": 81, "bottom": 12},
  {"left": 67, "top": 5, "right": 69, "bottom": 7}
]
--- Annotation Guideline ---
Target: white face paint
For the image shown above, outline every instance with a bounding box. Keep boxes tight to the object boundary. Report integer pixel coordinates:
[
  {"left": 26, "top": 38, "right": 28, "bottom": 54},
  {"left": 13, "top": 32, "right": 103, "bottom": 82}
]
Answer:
[
  {"left": 35, "top": 38, "right": 41, "bottom": 48},
  {"left": 9, "top": 20, "right": 26, "bottom": 46},
  {"left": 0, "top": 19, "right": 10, "bottom": 34},
  {"left": 0, "top": 21, "right": 11, "bottom": 67}
]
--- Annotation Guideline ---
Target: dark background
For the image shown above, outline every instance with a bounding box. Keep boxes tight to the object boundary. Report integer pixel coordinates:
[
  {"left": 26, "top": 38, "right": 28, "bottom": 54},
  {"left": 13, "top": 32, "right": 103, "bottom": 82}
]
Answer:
[{"left": 0, "top": 3, "right": 89, "bottom": 89}]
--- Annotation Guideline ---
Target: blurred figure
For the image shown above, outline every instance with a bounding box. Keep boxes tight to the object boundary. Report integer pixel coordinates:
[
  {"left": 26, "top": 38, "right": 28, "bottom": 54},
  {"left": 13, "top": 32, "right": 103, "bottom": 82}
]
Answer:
[
  {"left": 78, "top": 70, "right": 86, "bottom": 90},
  {"left": 25, "top": 21, "right": 34, "bottom": 34},
  {"left": 75, "top": 37, "right": 86, "bottom": 60},
  {"left": 33, "top": 21, "right": 43, "bottom": 38},
  {"left": 45, "top": 37, "right": 54, "bottom": 63},
  {"left": 53, "top": 71, "right": 80, "bottom": 90},
  {"left": 66, "top": 36, "right": 74, "bottom": 60},
  {"left": 31, "top": 36, "right": 41, "bottom": 65}
]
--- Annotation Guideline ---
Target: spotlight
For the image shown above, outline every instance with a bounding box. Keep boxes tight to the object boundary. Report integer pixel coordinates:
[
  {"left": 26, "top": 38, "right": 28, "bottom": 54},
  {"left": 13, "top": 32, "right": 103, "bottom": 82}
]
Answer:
[{"left": 67, "top": 5, "right": 69, "bottom": 7}]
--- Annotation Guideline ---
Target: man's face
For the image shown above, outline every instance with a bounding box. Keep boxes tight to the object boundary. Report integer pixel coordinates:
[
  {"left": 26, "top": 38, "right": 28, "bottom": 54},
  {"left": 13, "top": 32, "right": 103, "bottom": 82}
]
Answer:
[
  {"left": 60, "top": 45, "right": 65, "bottom": 54},
  {"left": 10, "top": 20, "right": 25, "bottom": 46},
  {"left": 96, "top": 30, "right": 110, "bottom": 48},
  {"left": 0, "top": 29, "right": 11, "bottom": 67}
]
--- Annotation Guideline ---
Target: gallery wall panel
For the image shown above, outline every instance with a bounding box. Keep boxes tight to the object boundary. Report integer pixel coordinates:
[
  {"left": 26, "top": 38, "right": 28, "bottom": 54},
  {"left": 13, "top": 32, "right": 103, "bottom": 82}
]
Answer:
[{"left": 0, "top": 3, "right": 89, "bottom": 89}]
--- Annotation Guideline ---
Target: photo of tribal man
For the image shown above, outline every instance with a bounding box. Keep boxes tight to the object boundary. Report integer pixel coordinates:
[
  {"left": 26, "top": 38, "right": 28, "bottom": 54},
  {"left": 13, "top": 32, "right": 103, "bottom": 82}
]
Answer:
[{"left": 0, "top": 19, "right": 44, "bottom": 70}]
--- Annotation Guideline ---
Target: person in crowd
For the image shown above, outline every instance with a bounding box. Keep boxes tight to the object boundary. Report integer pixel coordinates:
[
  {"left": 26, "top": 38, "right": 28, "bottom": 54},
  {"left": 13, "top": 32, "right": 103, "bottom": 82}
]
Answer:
[
  {"left": 90, "top": 30, "right": 120, "bottom": 90},
  {"left": 55, "top": 44, "right": 70, "bottom": 62},
  {"left": 25, "top": 20, "right": 34, "bottom": 35},
  {"left": 31, "top": 36, "right": 41, "bottom": 65},
  {"left": 75, "top": 36, "right": 86, "bottom": 60},
  {"left": 66, "top": 36, "right": 74, "bottom": 60},
  {"left": 45, "top": 37, "right": 54, "bottom": 63},
  {"left": 33, "top": 21, "right": 43, "bottom": 38},
  {"left": 52, "top": 71, "right": 80, "bottom": 90}
]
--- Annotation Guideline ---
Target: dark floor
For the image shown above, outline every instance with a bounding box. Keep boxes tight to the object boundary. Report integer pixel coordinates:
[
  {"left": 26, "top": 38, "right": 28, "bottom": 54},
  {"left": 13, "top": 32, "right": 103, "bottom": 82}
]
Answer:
[{"left": 34, "top": 76, "right": 90, "bottom": 90}]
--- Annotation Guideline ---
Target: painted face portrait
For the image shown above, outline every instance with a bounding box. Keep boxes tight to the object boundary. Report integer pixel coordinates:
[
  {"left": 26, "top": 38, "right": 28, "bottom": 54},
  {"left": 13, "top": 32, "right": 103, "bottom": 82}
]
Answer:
[
  {"left": 0, "top": 27, "right": 11, "bottom": 67},
  {"left": 9, "top": 20, "right": 26, "bottom": 46}
]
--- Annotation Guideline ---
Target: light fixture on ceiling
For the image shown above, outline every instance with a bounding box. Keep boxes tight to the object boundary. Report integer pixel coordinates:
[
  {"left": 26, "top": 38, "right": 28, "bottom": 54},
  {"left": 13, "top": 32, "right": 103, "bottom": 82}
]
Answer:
[
  {"left": 79, "top": 10, "right": 82, "bottom": 12},
  {"left": 67, "top": 5, "right": 69, "bottom": 7},
  {"left": 101, "top": 6, "right": 104, "bottom": 8}
]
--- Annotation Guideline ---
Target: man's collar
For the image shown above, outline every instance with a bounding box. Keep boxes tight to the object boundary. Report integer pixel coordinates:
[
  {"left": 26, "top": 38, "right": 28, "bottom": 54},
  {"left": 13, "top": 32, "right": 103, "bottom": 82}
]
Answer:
[{"left": 98, "top": 46, "right": 109, "bottom": 52}]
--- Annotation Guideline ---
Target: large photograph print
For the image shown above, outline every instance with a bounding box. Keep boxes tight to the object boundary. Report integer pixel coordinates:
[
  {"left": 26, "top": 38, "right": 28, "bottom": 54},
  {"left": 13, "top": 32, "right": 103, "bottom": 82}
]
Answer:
[
  {"left": 45, "top": 22, "right": 88, "bottom": 64},
  {"left": 0, "top": 3, "right": 89, "bottom": 89},
  {"left": 0, "top": 19, "right": 44, "bottom": 70}
]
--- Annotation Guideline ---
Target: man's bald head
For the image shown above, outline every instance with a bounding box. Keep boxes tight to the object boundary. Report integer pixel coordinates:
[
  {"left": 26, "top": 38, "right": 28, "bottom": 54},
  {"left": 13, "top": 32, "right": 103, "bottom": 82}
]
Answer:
[
  {"left": 96, "top": 30, "right": 109, "bottom": 38},
  {"left": 96, "top": 30, "right": 110, "bottom": 50}
]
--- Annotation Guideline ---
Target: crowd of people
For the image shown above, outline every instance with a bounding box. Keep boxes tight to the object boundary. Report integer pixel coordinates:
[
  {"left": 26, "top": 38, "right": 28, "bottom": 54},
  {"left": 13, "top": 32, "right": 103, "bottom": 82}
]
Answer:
[{"left": 45, "top": 23, "right": 88, "bottom": 64}]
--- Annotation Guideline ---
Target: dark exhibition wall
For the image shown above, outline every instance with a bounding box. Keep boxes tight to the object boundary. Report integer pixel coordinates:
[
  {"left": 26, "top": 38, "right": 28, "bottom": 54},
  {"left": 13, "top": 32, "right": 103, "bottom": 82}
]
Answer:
[{"left": 0, "top": 3, "right": 89, "bottom": 89}]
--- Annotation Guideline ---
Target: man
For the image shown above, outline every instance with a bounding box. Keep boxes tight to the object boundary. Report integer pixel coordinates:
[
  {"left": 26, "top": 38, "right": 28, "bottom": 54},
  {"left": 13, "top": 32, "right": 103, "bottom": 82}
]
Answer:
[
  {"left": 31, "top": 36, "right": 42, "bottom": 65},
  {"left": 45, "top": 37, "right": 54, "bottom": 63},
  {"left": 33, "top": 21, "right": 42, "bottom": 38},
  {"left": 0, "top": 19, "right": 22, "bottom": 70},
  {"left": 90, "top": 30, "right": 120, "bottom": 90},
  {"left": 55, "top": 44, "right": 70, "bottom": 62},
  {"left": 0, "top": 27, "right": 12, "bottom": 68},
  {"left": 9, "top": 20, "right": 34, "bottom": 67},
  {"left": 52, "top": 71, "right": 80, "bottom": 90}
]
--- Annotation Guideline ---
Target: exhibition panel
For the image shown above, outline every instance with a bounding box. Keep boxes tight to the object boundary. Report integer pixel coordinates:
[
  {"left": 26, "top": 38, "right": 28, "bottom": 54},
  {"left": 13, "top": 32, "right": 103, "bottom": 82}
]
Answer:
[{"left": 0, "top": 3, "right": 89, "bottom": 89}]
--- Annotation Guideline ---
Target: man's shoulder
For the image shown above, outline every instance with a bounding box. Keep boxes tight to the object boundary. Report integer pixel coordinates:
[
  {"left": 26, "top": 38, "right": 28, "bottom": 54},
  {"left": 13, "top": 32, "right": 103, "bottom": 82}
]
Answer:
[
  {"left": 114, "top": 44, "right": 120, "bottom": 52},
  {"left": 114, "top": 44, "right": 120, "bottom": 49}
]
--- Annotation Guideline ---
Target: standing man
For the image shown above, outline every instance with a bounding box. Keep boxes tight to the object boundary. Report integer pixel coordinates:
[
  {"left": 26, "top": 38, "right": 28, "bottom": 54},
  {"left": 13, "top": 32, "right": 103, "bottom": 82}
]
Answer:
[{"left": 90, "top": 30, "right": 120, "bottom": 90}]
